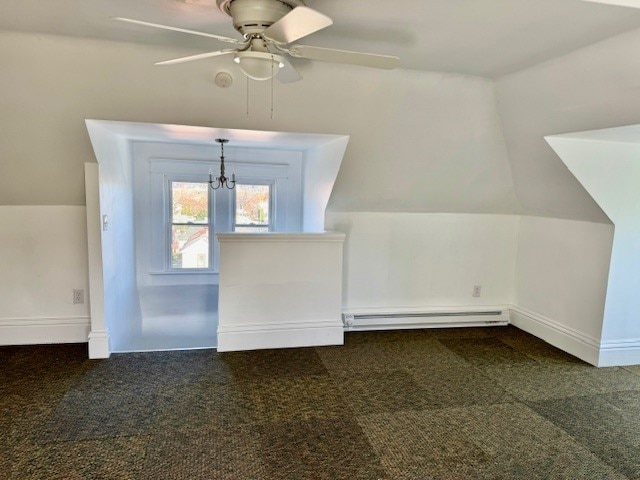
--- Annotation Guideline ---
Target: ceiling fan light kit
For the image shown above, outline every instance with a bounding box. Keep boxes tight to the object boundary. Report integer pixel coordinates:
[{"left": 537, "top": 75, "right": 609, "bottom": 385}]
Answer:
[
  {"left": 113, "top": 0, "right": 400, "bottom": 84},
  {"left": 234, "top": 51, "right": 284, "bottom": 81}
]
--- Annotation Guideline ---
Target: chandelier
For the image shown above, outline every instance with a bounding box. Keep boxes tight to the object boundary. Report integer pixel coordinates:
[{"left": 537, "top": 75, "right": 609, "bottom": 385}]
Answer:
[{"left": 209, "top": 138, "right": 236, "bottom": 190}]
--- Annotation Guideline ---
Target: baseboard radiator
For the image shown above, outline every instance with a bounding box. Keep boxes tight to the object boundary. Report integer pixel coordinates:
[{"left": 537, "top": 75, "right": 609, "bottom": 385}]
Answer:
[{"left": 343, "top": 309, "right": 509, "bottom": 331}]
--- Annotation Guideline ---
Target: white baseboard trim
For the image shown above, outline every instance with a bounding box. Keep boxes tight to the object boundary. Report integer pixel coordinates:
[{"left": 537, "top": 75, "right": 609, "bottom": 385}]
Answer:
[
  {"left": 217, "top": 320, "right": 344, "bottom": 352},
  {"left": 598, "top": 338, "right": 640, "bottom": 367},
  {"left": 0, "top": 316, "right": 90, "bottom": 346},
  {"left": 343, "top": 305, "right": 509, "bottom": 331},
  {"left": 508, "top": 306, "right": 600, "bottom": 366},
  {"left": 88, "top": 329, "right": 111, "bottom": 359}
]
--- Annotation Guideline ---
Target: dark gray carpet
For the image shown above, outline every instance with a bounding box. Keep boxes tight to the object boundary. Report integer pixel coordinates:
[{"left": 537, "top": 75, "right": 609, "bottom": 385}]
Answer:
[{"left": 2, "top": 326, "right": 640, "bottom": 479}]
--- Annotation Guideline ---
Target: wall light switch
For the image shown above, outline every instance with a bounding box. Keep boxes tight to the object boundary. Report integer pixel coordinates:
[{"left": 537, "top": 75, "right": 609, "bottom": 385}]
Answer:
[{"left": 102, "top": 214, "right": 109, "bottom": 231}]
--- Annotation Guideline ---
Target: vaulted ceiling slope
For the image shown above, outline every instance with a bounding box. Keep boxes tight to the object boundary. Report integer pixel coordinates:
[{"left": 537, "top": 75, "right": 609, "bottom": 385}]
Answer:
[
  {"left": 496, "top": 26, "right": 640, "bottom": 222},
  {"left": 0, "top": 1, "right": 639, "bottom": 221},
  {"left": 0, "top": 29, "right": 520, "bottom": 213}
]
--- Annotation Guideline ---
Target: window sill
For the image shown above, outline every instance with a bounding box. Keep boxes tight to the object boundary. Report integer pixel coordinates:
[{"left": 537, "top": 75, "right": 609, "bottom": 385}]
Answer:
[{"left": 149, "top": 271, "right": 219, "bottom": 276}]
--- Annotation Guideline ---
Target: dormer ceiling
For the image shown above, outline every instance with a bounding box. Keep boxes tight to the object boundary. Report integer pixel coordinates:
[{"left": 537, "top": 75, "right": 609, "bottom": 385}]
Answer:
[{"left": 0, "top": 0, "right": 639, "bottom": 77}]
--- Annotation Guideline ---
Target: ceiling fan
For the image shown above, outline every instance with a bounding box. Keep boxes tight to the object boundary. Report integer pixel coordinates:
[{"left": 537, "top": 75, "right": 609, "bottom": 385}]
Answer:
[{"left": 114, "top": 0, "right": 400, "bottom": 83}]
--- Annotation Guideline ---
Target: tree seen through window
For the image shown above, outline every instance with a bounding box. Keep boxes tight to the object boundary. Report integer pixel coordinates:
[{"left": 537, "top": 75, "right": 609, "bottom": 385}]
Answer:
[
  {"left": 235, "top": 184, "right": 270, "bottom": 232},
  {"left": 171, "top": 182, "right": 209, "bottom": 268}
]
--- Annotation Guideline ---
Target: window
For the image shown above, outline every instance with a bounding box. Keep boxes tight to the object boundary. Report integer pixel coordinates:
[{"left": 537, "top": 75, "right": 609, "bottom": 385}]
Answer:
[
  {"left": 234, "top": 184, "right": 271, "bottom": 232},
  {"left": 170, "top": 181, "right": 210, "bottom": 269},
  {"left": 140, "top": 155, "right": 300, "bottom": 279}
]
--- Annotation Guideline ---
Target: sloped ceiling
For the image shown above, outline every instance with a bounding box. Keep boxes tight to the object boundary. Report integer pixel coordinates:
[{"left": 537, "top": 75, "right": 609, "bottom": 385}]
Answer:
[
  {"left": 0, "top": 29, "right": 519, "bottom": 213},
  {"left": 495, "top": 27, "right": 640, "bottom": 222},
  {"left": 0, "top": 0, "right": 639, "bottom": 220},
  {"left": 0, "top": 0, "right": 639, "bottom": 77}
]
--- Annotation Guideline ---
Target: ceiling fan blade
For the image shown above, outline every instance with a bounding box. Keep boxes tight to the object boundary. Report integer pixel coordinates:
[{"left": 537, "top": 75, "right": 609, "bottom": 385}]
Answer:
[
  {"left": 289, "top": 45, "right": 400, "bottom": 70},
  {"left": 278, "top": 57, "right": 303, "bottom": 83},
  {"left": 112, "top": 17, "right": 241, "bottom": 45},
  {"left": 155, "top": 49, "right": 236, "bottom": 66},
  {"left": 263, "top": 7, "right": 332, "bottom": 44}
]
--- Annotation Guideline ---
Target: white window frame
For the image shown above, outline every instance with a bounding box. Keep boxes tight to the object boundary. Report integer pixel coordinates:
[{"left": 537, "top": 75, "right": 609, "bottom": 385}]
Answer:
[
  {"left": 140, "top": 156, "right": 301, "bottom": 282},
  {"left": 167, "top": 177, "right": 215, "bottom": 273}
]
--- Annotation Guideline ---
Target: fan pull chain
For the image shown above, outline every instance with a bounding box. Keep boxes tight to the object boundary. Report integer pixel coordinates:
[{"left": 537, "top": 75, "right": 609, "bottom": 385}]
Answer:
[
  {"left": 246, "top": 75, "right": 250, "bottom": 118},
  {"left": 270, "top": 54, "right": 274, "bottom": 120}
]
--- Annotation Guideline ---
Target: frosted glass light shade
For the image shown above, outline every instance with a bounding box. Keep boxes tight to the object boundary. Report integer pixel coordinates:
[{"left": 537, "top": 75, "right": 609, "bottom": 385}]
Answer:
[{"left": 234, "top": 51, "right": 285, "bottom": 81}]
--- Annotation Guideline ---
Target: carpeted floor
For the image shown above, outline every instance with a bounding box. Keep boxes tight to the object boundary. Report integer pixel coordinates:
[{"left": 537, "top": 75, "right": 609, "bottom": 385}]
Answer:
[{"left": 3, "top": 326, "right": 640, "bottom": 479}]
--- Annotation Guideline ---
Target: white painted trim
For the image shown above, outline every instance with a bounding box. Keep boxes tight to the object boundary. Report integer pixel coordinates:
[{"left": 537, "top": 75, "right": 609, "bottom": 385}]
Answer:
[
  {"left": 344, "top": 305, "right": 509, "bottom": 331},
  {"left": 88, "top": 329, "right": 111, "bottom": 359},
  {"left": 217, "top": 320, "right": 343, "bottom": 352},
  {"left": 85, "top": 162, "right": 109, "bottom": 359},
  {"left": 216, "top": 231, "right": 346, "bottom": 243},
  {"left": 599, "top": 338, "right": 640, "bottom": 367},
  {"left": 148, "top": 157, "right": 291, "bottom": 174},
  {"left": 0, "top": 317, "right": 90, "bottom": 345},
  {"left": 508, "top": 305, "right": 600, "bottom": 366}
]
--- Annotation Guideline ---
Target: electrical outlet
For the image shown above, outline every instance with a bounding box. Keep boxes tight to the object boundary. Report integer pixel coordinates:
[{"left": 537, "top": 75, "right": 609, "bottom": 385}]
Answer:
[
  {"left": 343, "top": 313, "right": 355, "bottom": 327},
  {"left": 472, "top": 285, "right": 482, "bottom": 297},
  {"left": 73, "top": 289, "right": 84, "bottom": 304}
]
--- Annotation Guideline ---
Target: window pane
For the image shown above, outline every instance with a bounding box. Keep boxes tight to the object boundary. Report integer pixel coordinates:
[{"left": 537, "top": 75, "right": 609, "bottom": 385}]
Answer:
[
  {"left": 234, "top": 226, "right": 270, "bottom": 233},
  {"left": 172, "top": 182, "right": 208, "bottom": 224},
  {"left": 171, "top": 226, "right": 209, "bottom": 269},
  {"left": 235, "top": 184, "right": 269, "bottom": 227}
]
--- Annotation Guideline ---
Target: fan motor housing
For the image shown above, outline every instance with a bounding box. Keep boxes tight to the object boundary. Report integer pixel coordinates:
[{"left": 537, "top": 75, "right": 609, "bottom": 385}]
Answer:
[{"left": 217, "top": 0, "right": 306, "bottom": 35}]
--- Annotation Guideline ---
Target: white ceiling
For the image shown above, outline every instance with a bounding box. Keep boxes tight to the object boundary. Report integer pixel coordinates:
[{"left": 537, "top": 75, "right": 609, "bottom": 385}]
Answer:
[{"left": 1, "top": 0, "right": 639, "bottom": 78}]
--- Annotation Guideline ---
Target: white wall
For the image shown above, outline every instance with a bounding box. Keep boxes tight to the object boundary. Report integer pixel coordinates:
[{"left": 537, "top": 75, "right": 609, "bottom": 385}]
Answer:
[
  {"left": 512, "top": 216, "right": 614, "bottom": 363},
  {"left": 325, "top": 212, "right": 519, "bottom": 312},
  {"left": 0, "top": 206, "right": 90, "bottom": 344},
  {"left": 545, "top": 135, "right": 640, "bottom": 364},
  {"left": 326, "top": 71, "right": 519, "bottom": 214},
  {"left": 495, "top": 26, "right": 640, "bottom": 222},
  {"left": 303, "top": 138, "right": 349, "bottom": 232},
  {"left": 217, "top": 232, "right": 345, "bottom": 351},
  {"left": 323, "top": 210, "right": 615, "bottom": 365},
  {"left": 492, "top": 26, "right": 640, "bottom": 364},
  {"left": 86, "top": 124, "right": 140, "bottom": 352}
]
